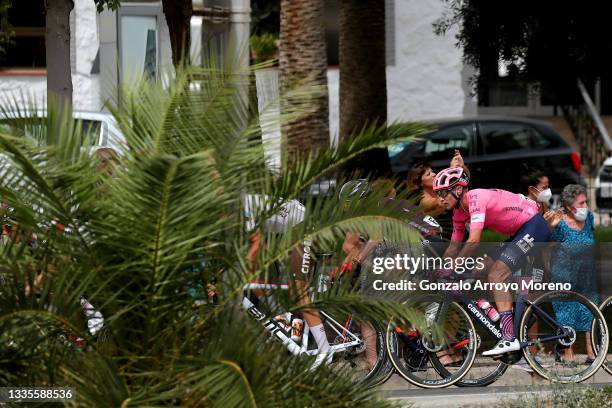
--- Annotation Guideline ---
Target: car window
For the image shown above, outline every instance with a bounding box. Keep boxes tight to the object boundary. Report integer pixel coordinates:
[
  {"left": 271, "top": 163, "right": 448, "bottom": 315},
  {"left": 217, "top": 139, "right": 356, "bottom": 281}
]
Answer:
[
  {"left": 76, "top": 119, "right": 102, "bottom": 146},
  {"left": 531, "top": 126, "right": 563, "bottom": 149},
  {"left": 388, "top": 124, "right": 473, "bottom": 164},
  {"left": 422, "top": 125, "right": 473, "bottom": 161},
  {"left": 480, "top": 122, "right": 553, "bottom": 154}
]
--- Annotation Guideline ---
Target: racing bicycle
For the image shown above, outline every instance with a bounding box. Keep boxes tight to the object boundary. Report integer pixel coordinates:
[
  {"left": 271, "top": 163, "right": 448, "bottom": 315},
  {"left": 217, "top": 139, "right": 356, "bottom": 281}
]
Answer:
[
  {"left": 386, "top": 273, "right": 608, "bottom": 388},
  {"left": 241, "top": 254, "right": 394, "bottom": 387}
]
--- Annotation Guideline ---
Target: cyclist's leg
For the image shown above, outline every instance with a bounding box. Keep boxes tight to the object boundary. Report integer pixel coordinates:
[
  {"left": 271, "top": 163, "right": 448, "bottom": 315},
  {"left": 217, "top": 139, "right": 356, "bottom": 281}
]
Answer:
[
  {"left": 484, "top": 214, "right": 551, "bottom": 355},
  {"left": 245, "top": 230, "right": 266, "bottom": 299},
  {"left": 360, "top": 321, "right": 378, "bottom": 369},
  {"left": 512, "top": 274, "right": 540, "bottom": 356},
  {"left": 290, "top": 243, "right": 331, "bottom": 355},
  {"left": 585, "top": 332, "right": 596, "bottom": 360},
  {"left": 341, "top": 233, "right": 382, "bottom": 370}
]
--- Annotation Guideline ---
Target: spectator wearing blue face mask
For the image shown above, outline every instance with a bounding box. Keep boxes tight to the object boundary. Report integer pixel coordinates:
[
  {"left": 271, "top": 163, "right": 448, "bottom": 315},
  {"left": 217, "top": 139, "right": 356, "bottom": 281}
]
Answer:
[{"left": 547, "top": 184, "right": 598, "bottom": 365}]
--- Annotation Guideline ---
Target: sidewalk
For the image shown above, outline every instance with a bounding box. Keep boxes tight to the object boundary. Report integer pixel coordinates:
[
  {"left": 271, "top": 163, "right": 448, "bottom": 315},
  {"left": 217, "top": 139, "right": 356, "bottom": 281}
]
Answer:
[
  {"left": 378, "top": 363, "right": 612, "bottom": 407},
  {"left": 382, "top": 382, "right": 611, "bottom": 408},
  {"left": 380, "top": 367, "right": 612, "bottom": 390}
]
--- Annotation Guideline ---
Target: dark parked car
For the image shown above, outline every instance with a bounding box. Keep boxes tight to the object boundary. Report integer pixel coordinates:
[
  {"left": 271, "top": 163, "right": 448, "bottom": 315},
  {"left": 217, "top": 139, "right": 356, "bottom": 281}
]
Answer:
[{"left": 388, "top": 117, "right": 583, "bottom": 198}]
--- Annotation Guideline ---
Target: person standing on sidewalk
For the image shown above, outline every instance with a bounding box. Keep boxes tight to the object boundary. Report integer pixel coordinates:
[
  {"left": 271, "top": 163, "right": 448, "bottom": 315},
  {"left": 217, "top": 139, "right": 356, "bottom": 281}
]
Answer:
[{"left": 547, "top": 184, "right": 598, "bottom": 365}]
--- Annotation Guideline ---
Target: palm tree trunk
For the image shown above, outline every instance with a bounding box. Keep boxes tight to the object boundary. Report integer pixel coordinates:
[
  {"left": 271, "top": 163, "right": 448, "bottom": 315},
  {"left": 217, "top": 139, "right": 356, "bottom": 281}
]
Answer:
[
  {"left": 161, "top": 0, "right": 192, "bottom": 66},
  {"left": 279, "top": 0, "right": 329, "bottom": 166},
  {"left": 45, "top": 0, "right": 74, "bottom": 114},
  {"left": 339, "top": 0, "right": 390, "bottom": 177}
]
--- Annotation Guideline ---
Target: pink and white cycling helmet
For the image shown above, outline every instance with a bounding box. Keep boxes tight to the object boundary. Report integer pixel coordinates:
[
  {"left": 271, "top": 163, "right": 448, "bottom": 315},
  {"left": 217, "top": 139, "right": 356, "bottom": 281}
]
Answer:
[{"left": 433, "top": 167, "right": 469, "bottom": 191}]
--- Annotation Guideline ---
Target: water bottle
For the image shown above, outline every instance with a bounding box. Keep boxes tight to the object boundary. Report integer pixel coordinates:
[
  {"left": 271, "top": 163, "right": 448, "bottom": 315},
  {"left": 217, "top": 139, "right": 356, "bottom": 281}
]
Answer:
[
  {"left": 291, "top": 318, "right": 304, "bottom": 341},
  {"left": 274, "top": 312, "right": 292, "bottom": 331},
  {"left": 476, "top": 299, "right": 500, "bottom": 322}
]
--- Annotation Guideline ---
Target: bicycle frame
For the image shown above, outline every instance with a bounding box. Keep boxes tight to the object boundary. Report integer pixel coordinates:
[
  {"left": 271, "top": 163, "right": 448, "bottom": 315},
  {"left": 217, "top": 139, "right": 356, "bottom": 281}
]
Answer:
[
  {"left": 241, "top": 283, "right": 362, "bottom": 356},
  {"left": 435, "top": 289, "right": 573, "bottom": 349}
]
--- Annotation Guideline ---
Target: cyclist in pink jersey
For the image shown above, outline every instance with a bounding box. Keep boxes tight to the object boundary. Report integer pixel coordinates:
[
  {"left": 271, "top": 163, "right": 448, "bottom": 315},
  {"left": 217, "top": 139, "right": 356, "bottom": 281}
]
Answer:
[
  {"left": 433, "top": 167, "right": 551, "bottom": 356},
  {"left": 450, "top": 189, "right": 540, "bottom": 241}
]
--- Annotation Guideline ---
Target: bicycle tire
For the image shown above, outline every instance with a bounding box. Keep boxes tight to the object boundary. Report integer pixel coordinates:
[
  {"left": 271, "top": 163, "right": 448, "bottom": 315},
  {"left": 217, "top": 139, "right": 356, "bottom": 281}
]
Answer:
[
  {"left": 520, "top": 290, "right": 608, "bottom": 383},
  {"left": 362, "top": 320, "right": 395, "bottom": 387},
  {"left": 599, "top": 295, "right": 612, "bottom": 376},
  {"left": 385, "top": 295, "right": 477, "bottom": 388},
  {"left": 366, "top": 327, "right": 395, "bottom": 387}
]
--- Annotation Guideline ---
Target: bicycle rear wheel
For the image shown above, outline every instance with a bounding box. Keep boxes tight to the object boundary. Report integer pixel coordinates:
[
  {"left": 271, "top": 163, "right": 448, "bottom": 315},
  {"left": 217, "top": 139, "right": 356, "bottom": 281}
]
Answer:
[
  {"left": 599, "top": 295, "right": 612, "bottom": 375},
  {"left": 385, "top": 295, "right": 477, "bottom": 388},
  {"left": 520, "top": 291, "right": 608, "bottom": 383}
]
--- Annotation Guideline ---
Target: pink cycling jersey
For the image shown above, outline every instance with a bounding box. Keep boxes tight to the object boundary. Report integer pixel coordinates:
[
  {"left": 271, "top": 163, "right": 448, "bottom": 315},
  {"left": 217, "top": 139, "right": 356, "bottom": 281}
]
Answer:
[{"left": 451, "top": 189, "right": 539, "bottom": 241}]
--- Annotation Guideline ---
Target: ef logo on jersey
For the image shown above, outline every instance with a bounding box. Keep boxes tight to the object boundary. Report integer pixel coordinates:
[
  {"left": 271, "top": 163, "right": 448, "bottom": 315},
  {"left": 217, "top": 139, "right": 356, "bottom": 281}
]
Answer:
[{"left": 517, "top": 234, "right": 535, "bottom": 254}]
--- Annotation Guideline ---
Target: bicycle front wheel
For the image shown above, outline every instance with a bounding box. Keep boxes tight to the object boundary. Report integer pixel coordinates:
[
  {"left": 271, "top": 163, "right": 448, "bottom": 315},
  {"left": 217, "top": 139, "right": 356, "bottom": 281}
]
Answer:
[
  {"left": 386, "top": 295, "right": 477, "bottom": 388},
  {"left": 599, "top": 295, "right": 612, "bottom": 376},
  {"left": 520, "top": 291, "right": 608, "bottom": 383}
]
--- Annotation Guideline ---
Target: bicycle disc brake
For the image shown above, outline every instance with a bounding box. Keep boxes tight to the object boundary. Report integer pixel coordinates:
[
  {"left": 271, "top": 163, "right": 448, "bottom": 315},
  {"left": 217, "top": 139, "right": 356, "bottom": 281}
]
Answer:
[
  {"left": 421, "top": 332, "right": 444, "bottom": 352},
  {"left": 557, "top": 325, "right": 577, "bottom": 347}
]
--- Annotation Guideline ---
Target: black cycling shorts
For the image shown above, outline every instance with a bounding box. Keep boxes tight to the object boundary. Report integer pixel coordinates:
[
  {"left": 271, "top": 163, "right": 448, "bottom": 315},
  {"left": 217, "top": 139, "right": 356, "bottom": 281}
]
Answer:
[{"left": 492, "top": 213, "right": 551, "bottom": 270}]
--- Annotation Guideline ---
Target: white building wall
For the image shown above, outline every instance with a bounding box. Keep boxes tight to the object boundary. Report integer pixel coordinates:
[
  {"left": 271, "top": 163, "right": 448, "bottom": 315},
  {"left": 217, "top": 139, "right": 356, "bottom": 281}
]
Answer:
[
  {"left": 0, "top": 1, "right": 177, "bottom": 112},
  {"left": 324, "top": 0, "right": 473, "bottom": 143},
  {"left": 327, "top": 68, "right": 339, "bottom": 146},
  {"left": 0, "top": 76, "right": 46, "bottom": 108},
  {"left": 73, "top": 0, "right": 102, "bottom": 111},
  {"left": 386, "top": 0, "right": 468, "bottom": 121},
  {"left": 0, "top": 3, "right": 103, "bottom": 111},
  {"left": 1, "top": 1, "right": 473, "bottom": 130}
]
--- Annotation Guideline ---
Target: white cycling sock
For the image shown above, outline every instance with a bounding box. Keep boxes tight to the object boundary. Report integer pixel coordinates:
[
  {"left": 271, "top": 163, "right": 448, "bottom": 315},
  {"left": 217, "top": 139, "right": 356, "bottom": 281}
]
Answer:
[{"left": 310, "top": 324, "right": 331, "bottom": 353}]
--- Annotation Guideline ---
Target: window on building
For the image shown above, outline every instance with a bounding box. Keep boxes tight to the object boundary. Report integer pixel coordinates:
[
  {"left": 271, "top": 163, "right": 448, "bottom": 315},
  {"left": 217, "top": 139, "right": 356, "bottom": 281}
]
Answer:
[
  {"left": 119, "top": 4, "right": 161, "bottom": 84},
  {"left": 120, "top": 15, "right": 158, "bottom": 82},
  {"left": 202, "top": 20, "right": 229, "bottom": 64},
  {"left": 0, "top": 1, "right": 46, "bottom": 69}
]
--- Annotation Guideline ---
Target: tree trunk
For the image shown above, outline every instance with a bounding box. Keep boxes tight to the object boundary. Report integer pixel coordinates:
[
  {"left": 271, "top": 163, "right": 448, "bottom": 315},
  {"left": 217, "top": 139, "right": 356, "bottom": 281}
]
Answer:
[
  {"left": 279, "top": 0, "right": 329, "bottom": 167},
  {"left": 45, "top": 0, "right": 74, "bottom": 114},
  {"left": 161, "top": 0, "right": 192, "bottom": 66},
  {"left": 339, "top": 0, "right": 390, "bottom": 178}
]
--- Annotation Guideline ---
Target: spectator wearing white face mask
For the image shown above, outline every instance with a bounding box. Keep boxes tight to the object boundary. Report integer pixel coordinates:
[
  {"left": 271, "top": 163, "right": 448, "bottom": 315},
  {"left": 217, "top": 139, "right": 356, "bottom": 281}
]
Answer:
[
  {"left": 546, "top": 184, "right": 598, "bottom": 365},
  {"left": 520, "top": 168, "right": 562, "bottom": 229},
  {"left": 520, "top": 168, "right": 553, "bottom": 210}
]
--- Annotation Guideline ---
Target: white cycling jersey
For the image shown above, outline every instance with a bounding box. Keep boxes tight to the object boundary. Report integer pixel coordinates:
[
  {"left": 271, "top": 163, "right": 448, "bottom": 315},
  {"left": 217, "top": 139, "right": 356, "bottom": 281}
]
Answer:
[{"left": 243, "top": 194, "right": 305, "bottom": 234}]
